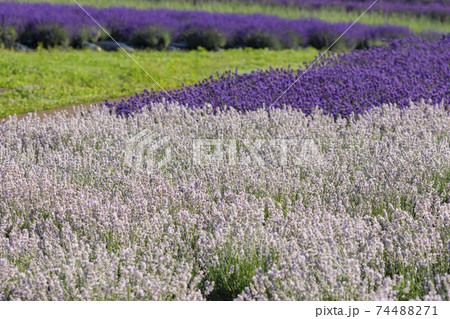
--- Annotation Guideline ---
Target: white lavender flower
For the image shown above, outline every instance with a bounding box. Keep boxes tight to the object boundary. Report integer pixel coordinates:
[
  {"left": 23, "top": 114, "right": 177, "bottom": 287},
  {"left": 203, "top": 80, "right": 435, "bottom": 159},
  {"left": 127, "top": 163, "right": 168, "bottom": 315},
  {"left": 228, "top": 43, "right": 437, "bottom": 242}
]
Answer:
[{"left": 0, "top": 101, "right": 448, "bottom": 300}]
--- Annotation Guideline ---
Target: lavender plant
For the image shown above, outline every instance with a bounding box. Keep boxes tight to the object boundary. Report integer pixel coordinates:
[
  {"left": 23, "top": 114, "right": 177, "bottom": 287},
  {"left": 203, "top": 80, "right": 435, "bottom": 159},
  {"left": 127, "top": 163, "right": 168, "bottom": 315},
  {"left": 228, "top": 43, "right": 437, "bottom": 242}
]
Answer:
[
  {"left": 107, "top": 36, "right": 450, "bottom": 117},
  {"left": 0, "top": 101, "right": 449, "bottom": 300},
  {"left": 175, "top": 0, "right": 450, "bottom": 21},
  {"left": 0, "top": 2, "right": 414, "bottom": 50}
]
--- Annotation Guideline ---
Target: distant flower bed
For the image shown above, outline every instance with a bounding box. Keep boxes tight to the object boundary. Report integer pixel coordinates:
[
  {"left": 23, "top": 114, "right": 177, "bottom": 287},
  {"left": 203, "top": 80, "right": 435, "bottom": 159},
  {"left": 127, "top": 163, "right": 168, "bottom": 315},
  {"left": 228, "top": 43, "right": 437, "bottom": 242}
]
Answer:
[
  {"left": 189, "top": 0, "right": 450, "bottom": 21},
  {"left": 107, "top": 36, "right": 450, "bottom": 118},
  {"left": 0, "top": 2, "right": 415, "bottom": 50}
]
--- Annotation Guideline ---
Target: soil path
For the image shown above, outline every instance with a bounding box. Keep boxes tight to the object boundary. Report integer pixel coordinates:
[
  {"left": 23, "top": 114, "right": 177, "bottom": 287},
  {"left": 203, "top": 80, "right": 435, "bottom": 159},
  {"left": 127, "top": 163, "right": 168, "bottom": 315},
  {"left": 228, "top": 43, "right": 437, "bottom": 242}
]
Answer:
[{"left": 0, "top": 97, "right": 126, "bottom": 123}]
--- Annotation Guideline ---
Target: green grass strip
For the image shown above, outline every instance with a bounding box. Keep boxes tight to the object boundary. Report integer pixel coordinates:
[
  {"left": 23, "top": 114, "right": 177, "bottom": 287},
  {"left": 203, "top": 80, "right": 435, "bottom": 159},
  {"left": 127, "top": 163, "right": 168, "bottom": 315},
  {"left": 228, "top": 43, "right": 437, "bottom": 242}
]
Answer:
[{"left": 0, "top": 47, "right": 318, "bottom": 117}]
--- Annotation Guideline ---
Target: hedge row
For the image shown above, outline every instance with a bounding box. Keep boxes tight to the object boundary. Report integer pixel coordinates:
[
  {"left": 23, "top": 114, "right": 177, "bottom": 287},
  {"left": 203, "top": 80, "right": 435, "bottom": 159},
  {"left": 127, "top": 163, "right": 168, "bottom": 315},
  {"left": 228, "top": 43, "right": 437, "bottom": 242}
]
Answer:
[{"left": 0, "top": 2, "right": 416, "bottom": 50}]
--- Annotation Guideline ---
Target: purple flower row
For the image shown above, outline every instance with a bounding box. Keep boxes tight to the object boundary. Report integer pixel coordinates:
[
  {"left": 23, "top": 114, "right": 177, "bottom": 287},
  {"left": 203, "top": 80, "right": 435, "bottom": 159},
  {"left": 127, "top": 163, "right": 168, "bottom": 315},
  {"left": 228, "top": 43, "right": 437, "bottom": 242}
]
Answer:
[
  {"left": 192, "top": 0, "right": 449, "bottom": 20},
  {"left": 106, "top": 36, "right": 450, "bottom": 118},
  {"left": 0, "top": 2, "right": 415, "bottom": 50}
]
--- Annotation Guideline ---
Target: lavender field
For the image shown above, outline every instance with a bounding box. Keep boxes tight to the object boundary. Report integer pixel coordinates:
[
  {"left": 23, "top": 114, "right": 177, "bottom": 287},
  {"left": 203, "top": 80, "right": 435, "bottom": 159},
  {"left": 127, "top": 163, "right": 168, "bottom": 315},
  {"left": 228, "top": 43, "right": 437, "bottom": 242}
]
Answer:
[
  {"left": 109, "top": 36, "right": 449, "bottom": 117},
  {"left": 0, "top": 2, "right": 414, "bottom": 50},
  {"left": 0, "top": 101, "right": 449, "bottom": 300},
  {"left": 1, "top": 0, "right": 449, "bottom": 303},
  {"left": 182, "top": 0, "right": 450, "bottom": 20}
]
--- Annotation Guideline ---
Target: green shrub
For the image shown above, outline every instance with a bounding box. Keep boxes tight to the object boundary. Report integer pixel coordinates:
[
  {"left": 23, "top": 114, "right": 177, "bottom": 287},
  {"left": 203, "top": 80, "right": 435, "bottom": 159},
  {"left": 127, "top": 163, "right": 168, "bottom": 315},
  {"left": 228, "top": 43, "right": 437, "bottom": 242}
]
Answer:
[
  {"left": 98, "top": 28, "right": 112, "bottom": 41},
  {"left": 180, "top": 28, "right": 226, "bottom": 51},
  {"left": 355, "top": 39, "right": 370, "bottom": 50},
  {"left": 108, "top": 27, "right": 126, "bottom": 42},
  {"left": 307, "top": 31, "right": 333, "bottom": 50},
  {"left": 200, "top": 243, "right": 273, "bottom": 300},
  {"left": 37, "top": 24, "right": 69, "bottom": 48},
  {"left": 131, "top": 26, "right": 171, "bottom": 49},
  {"left": 88, "top": 29, "right": 102, "bottom": 43},
  {"left": 243, "top": 31, "right": 281, "bottom": 49},
  {"left": 71, "top": 27, "right": 102, "bottom": 48},
  {"left": 307, "top": 31, "right": 353, "bottom": 50},
  {"left": 0, "top": 25, "right": 18, "bottom": 48},
  {"left": 283, "top": 31, "right": 306, "bottom": 49},
  {"left": 20, "top": 24, "right": 69, "bottom": 48},
  {"left": 71, "top": 29, "right": 89, "bottom": 49}
]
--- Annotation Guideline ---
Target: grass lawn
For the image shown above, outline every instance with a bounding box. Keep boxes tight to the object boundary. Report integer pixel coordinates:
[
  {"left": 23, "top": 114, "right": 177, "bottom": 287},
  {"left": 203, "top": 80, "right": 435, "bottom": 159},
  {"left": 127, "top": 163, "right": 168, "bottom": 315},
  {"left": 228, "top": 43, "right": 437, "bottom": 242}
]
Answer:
[
  {"left": 16, "top": 0, "right": 449, "bottom": 33},
  {"left": 0, "top": 47, "right": 318, "bottom": 117}
]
